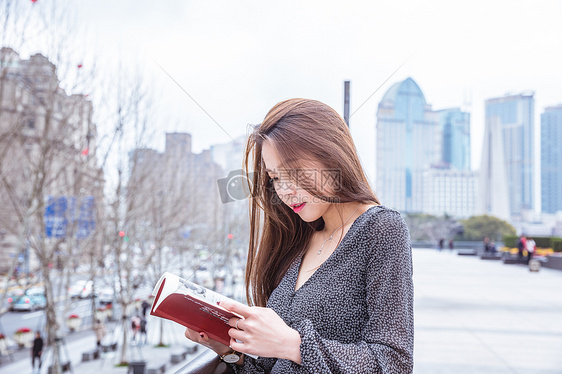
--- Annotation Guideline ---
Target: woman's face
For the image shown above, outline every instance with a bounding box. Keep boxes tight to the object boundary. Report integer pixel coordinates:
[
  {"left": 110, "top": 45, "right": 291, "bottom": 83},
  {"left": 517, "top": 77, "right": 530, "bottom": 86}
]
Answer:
[{"left": 261, "top": 140, "right": 333, "bottom": 222}]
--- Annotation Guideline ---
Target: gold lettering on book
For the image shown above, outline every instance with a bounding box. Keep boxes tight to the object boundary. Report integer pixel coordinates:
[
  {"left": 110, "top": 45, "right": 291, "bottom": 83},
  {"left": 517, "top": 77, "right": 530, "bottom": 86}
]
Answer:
[{"left": 199, "top": 306, "right": 230, "bottom": 324}]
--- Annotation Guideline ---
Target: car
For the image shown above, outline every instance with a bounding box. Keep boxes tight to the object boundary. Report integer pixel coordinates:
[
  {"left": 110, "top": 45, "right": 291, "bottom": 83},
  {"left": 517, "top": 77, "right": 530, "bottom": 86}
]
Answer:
[
  {"left": 5, "top": 289, "right": 25, "bottom": 311},
  {"left": 69, "top": 280, "right": 93, "bottom": 299},
  {"left": 97, "top": 287, "right": 114, "bottom": 304},
  {"left": 11, "top": 287, "right": 47, "bottom": 312}
]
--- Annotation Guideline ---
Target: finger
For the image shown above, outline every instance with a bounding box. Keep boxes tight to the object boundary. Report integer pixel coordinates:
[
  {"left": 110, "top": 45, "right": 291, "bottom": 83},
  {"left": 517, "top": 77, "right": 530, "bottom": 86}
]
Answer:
[
  {"left": 199, "top": 333, "right": 213, "bottom": 347},
  {"left": 196, "top": 331, "right": 216, "bottom": 350},
  {"left": 185, "top": 328, "right": 198, "bottom": 341},
  {"left": 219, "top": 299, "right": 253, "bottom": 317},
  {"left": 229, "top": 338, "right": 247, "bottom": 354},
  {"left": 185, "top": 328, "right": 209, "bottom": 345},
  {"left": 228, "top": 316, "right": 244, "bottom": 330},
  {"left": 227, "top": 328, "right": 245, "bottom": 341}
]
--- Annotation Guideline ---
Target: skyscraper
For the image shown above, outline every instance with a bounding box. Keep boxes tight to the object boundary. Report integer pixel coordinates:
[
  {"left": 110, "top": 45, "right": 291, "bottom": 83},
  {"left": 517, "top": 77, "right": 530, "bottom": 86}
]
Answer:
[
  {"left": 376, "top": 77, "right": 440, "bottom": 212},
  {"left": 422, "top": 166, "right": 478, "bottom": 218},
  {"left": 437, "top": 108, "right": 471, "bottom": 171},
  {"left": 479, "top": 93, "right": 535, "bottom": 219},
  {"left": 541, "top": 105, "right": 562, "bottom": 214},
  {"left": 478, "top": 112, "right": 510, "bottom": 220}
]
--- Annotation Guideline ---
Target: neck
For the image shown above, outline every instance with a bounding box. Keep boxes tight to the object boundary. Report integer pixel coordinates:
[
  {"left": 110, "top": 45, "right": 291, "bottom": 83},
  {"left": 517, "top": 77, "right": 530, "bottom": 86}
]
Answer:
[{"left": 322, "top": 202, "right": 362, "bottom": 234}]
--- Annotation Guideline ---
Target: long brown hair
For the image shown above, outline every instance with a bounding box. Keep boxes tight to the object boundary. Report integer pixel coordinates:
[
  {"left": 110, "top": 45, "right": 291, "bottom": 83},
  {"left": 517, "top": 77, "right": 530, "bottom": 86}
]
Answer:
[{"left": 244, "top": 98, "right": 379, "bottom": 306}]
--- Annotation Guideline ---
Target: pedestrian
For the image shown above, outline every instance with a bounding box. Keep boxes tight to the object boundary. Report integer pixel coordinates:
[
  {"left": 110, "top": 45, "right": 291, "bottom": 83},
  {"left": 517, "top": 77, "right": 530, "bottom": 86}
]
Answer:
[
  {"left": 483, "top": 237, "right": 491, "bottom": 252},
  {"left": 31, "top": 331, "right": 43, "bottom": 371},
  {"left": 93, "top": 319, "right": 106, "bottom": 348},
  {"left": 131, "top": 315, "right": 141, "bottom": 342},
  {"left": 518, "top": 234, "right": 527, "bottom": 260},
  {"left": 141, "top": 299, "right": 150, "bottom": 318},
  {"left": 183, "top": 98, "right": 414, "bottom": 372},
  {"left": 448, "top": 239, "right": 454, "bottom": 251},
  {"left": 438, "top": 238, "right": 444, "bottom": 251},
  {"left": 139, "top": 317, "right": 147, "bottom": 345},
  {"left": 526, "top": 237, "right": 536, "bottom": 264}
]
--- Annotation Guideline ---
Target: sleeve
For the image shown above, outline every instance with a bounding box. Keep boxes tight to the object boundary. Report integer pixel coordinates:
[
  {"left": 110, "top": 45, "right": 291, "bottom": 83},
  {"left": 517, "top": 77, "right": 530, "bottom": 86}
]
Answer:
[
  {"left": 230, "top": 356, "right": 277, "bottom": 373},
  {"left": 290, "top": 210, "right": 414, "bottom": 373}
]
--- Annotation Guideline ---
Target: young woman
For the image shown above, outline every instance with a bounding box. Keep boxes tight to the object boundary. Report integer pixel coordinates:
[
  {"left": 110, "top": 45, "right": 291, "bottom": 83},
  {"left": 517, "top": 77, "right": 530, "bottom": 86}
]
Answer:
[{"left": 185, "top": 98, "right": 414, "bottom": 373}]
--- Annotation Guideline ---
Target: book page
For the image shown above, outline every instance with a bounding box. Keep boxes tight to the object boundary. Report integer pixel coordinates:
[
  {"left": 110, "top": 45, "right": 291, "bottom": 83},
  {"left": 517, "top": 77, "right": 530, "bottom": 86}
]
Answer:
[
  {"left": 151, "top": 272, "right": 234, "bottom": 313},
  {"left": 178, "top": 278, "right": 225, "bottom": 305}
]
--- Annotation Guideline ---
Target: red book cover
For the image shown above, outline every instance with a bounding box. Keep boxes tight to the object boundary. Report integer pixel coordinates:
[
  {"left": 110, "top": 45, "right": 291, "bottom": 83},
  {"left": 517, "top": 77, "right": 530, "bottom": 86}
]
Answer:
[{"left": 150, "top": 272, "right": 241, "bottom": 346}]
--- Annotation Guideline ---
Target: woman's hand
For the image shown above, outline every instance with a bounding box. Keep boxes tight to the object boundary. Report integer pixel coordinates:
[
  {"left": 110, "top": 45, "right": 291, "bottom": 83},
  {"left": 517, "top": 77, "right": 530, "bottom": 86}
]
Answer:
[
  {"left": 184, "top": 328, "right": 231, "bottom": 356},
  {"left": 219, "top": 299, "right": 302, "bottom": 364}
]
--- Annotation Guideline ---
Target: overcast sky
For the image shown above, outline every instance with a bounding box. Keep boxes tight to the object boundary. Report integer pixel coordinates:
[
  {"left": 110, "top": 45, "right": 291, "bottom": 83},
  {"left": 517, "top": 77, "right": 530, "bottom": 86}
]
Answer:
[{"left": 22, "top": 0, "right": 562, "bottom": 185}]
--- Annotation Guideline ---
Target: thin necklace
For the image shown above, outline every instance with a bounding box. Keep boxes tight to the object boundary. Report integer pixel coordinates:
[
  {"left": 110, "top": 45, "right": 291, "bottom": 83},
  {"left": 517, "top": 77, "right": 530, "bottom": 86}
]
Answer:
[{"left": 317, "top": 203, "right": 361, "bottom": 255}]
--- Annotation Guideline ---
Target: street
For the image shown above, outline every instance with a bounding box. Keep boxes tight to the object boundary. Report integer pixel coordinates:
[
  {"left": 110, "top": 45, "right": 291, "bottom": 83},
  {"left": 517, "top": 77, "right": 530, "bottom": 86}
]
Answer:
[{"left": 1, "top": 297, "right": 98, "bottom": 339}]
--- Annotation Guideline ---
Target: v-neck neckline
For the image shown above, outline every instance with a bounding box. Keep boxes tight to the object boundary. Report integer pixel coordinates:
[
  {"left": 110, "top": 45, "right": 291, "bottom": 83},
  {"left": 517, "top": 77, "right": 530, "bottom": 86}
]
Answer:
[{"left": 293, "top": 205, "right": 377, "bottom": 292}]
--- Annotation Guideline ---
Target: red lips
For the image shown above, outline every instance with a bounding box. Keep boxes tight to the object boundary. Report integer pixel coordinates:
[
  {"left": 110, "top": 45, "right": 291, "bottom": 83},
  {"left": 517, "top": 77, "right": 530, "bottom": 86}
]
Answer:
[{"left": 291, "top": 202, "right": 306, "bottom": 213}]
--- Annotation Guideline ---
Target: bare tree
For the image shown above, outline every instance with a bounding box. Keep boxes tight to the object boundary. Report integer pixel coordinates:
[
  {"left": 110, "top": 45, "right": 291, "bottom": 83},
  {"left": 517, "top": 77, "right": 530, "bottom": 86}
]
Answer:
[
  {"left": 127, "top": 132, "right": 224, "bottom": 346},
  {"left": 0, "top": 3, "right": 101, "bottom": 373},
  {"left": 1, "top": 2, "right": 242, "bottom": 371},
  {"left": 95, "top": 63, "right": 162, "bottom": 364},
  {"left": 0, "top": 49, "right": 100, "bottom": 374}
]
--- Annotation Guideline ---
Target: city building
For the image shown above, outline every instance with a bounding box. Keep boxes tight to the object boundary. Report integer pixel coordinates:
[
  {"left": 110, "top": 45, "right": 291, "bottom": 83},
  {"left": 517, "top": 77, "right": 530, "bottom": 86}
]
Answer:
[
  {"left": 376, "top": 77, "right": 441, "bottom": 213},
  {"left": 127, "top": 132, "right": 224, "bottom": 248},
  {"left": 0, "top": 47, "right": 101, "bottom": 273},
  {"left": 479, "top": 93, "right": 535, "bottom": 220},
  {"left": 211, "top": 135, "right": 247, "bottom": 174},
  {"left": 541, "top": 105, "right": 562, "bottom": 214},
  {"left": 422, "top": 165, "right": 478, "bottom": 218},
  {"left": 211, "top": 135, "right": 251, "bottom": 253},
  {"left": 477, "top": 107, "right": 510, "bottom": 221},
  {"left": 437, "top": 108, "right": 471, "bottom": 171}
]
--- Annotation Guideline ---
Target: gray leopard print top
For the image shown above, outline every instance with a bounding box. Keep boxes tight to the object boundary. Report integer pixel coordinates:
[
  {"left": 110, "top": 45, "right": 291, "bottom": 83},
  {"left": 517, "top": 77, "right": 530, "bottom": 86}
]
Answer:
[{"left": 233, "top": 205, "right": 414, "bottom": 373}]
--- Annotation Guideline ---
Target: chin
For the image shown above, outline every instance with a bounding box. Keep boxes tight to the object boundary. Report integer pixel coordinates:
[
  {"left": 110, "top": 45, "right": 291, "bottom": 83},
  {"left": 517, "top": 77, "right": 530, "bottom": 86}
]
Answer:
[
  {"left": 298, "top": 214, "right": 319, "bottom": 223},
  {"left": 295, "top": 208, "right": 323, "bottom": 223}
]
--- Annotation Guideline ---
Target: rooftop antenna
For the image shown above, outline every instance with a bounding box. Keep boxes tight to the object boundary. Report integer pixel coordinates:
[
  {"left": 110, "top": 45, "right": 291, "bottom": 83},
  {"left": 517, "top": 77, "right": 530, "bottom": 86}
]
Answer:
[{"left": 344, "top": 80, "right": 350, "bottom": 127}]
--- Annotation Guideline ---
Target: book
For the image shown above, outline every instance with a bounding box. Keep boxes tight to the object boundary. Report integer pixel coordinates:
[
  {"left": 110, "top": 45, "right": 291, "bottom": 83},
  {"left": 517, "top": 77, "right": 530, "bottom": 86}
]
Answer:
[{"left": 150, "top": 272, "right": 243, "bottom": 347}]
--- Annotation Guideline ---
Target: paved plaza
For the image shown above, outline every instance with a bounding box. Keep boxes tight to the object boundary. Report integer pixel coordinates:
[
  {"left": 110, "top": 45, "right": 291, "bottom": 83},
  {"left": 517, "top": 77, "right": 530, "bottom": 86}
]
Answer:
[
  {"left": 413, "top": 248, "right": 562, "bottom": 374},
  {"left": 1, "top": 248, "right": 561, "bottom": 373}
]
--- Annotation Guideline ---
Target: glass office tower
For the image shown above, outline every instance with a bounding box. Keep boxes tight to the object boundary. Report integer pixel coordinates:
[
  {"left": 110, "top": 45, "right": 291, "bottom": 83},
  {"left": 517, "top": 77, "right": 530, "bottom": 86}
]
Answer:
[
  {"left": 437, "top": 108, "right": 471, "bottom": 171},
  {"left": 481, "top": 93, "right": 535, "bottom": 218},
  {"left": 376, "top": 77, "right": 440, "bottom": 213},
  {"left": 541, "top": 105, "right": 562, "bottom": 214}
]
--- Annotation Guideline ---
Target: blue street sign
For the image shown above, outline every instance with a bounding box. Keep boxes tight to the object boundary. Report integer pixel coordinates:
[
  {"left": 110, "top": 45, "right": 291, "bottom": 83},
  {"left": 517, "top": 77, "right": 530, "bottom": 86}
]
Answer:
[
  {"left": 77, "top": 196, "right": 96, "bottom": 239},
  {"left": 45, "top": 196, "right": 96, "bottom": 238},
  {"left": 45, "top": 196, "right": 68, "bottom": 238}
]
